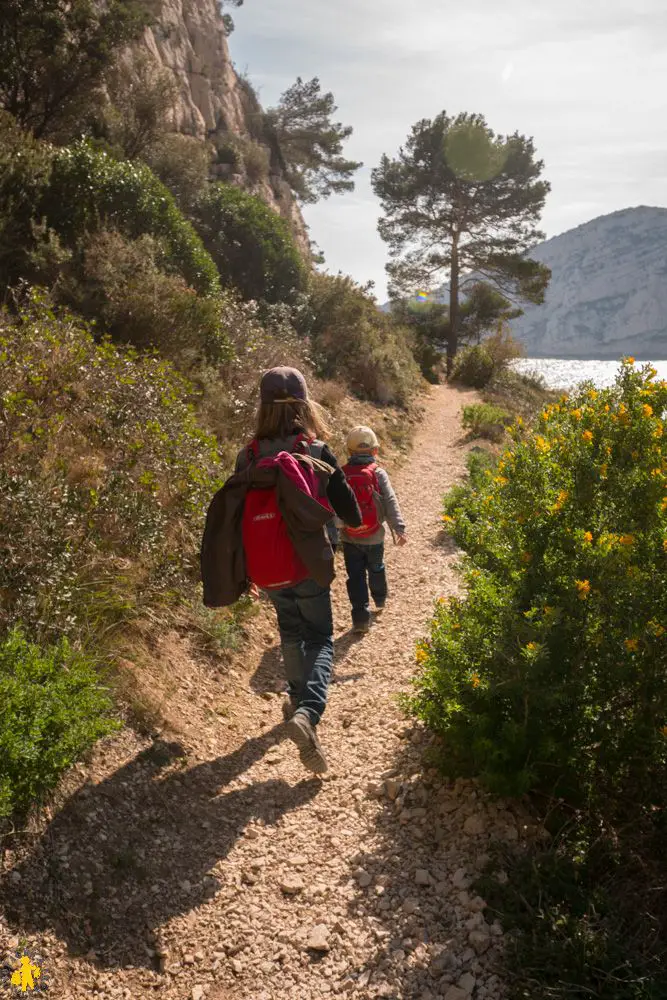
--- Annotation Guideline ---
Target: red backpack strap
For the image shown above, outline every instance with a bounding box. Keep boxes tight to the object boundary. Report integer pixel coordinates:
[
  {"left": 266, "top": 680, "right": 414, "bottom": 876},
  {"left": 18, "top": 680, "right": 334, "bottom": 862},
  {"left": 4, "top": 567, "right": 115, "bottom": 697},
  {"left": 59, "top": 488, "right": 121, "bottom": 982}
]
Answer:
[
  {"left": 292, "top": 432, "right": 314, "bottom": 454},
  {"left": 368, "top": 462, "right": 380, "bottom": 490}
]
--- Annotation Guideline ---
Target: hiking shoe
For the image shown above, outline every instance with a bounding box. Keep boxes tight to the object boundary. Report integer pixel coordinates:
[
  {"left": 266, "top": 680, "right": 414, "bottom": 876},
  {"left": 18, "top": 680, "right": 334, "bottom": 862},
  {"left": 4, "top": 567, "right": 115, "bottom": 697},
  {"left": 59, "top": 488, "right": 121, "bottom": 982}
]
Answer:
[
  {"left": 282, "top": 697, "right": 298, "bottom": 723},
  {"left": 374, "top": 600, "right": 386, "bottom": 614},
  {"left": 353, "top": 621, "right": 370, "bottom": 634},
  {"left": 286, "top": 710, "right": 328, "bottom": 774}
]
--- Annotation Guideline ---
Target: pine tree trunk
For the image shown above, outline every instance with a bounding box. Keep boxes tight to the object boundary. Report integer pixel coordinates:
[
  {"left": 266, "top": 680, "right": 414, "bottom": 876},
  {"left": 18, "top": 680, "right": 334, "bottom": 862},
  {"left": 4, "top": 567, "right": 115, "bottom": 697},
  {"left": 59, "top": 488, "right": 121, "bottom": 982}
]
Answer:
[{"left": 446, "top": 234, "right": 460, "bottom": 377}]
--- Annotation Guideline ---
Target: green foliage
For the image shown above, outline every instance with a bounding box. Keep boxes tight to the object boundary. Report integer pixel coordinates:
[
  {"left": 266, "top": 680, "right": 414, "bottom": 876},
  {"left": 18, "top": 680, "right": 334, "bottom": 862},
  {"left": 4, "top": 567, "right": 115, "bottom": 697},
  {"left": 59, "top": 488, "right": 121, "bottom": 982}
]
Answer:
[
  {"left": 0, "top": 112, "right": 54, "bottom": 284},
  {"left": 264, "top": 77, "right": 362, "bottom": 203},
  {"left": 410, "top": 361, "right": 667, "bottom": 810},
  {"left": 390, "top": 299, "right": 448, "bottom": 382},
  {"left": 98, "top": 54, "right": 178, "bottom": 161},
  {"left": 462, "top": 403, "right": 511, "bottom": 441},
  {"left": 0, "top": 0, "right": 148, "bottom": 139},
  {"left": 193, "top": 182, "right": 306, "bottom": 304},
  {"left": 452, "top": 345, "right": 495, "bottom": 387},
  {"left": 372, "top": 110, "right": 550, "bottom": 363},
  {"left": 144, "top": 133, "right": 213, "bottom": 212},
  {"left": 479, "top": 830, "right": 667, "bottom": 1000},
  {"left": 306, "top": 272, "right": 422, "bottom": 406},
  {"left": 38, "top": 229, "right": 230, "bottom": 361},
  {"left": 43, "top": 142, "right": 220, "bottom": 296},
  {"left": 0, "top": 627, "right": 119, "bottom": 817},
  {"left": 0, "top": 291, "right": 223, "bottom": 640}
]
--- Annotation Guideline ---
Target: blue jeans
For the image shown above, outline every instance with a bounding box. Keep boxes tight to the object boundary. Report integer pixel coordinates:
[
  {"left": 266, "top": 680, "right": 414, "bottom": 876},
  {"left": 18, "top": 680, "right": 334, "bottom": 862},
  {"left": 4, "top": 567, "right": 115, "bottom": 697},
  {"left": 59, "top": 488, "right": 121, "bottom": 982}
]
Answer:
[
  {"left": 343, "top": 542, "right": 387, "bottom": 625},
  {"left": 267, "top": 578, "right": 334, "bottom": 725}
]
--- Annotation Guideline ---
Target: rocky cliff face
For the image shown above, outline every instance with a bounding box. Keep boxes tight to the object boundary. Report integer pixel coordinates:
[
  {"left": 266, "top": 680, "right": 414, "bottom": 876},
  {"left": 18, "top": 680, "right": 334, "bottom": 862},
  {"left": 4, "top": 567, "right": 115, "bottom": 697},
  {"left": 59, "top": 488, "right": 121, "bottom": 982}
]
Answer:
[
  {"left": 134, "top": 0, "right": 310, "bottom": 253},
  {"left": 511, "top": 207, "right": 667, "bottom": 359}
]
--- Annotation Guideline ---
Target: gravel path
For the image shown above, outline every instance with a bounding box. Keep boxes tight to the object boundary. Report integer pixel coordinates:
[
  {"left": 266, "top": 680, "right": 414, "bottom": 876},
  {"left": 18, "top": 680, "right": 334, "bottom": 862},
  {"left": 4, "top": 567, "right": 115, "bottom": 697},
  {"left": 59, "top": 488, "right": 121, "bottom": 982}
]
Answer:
[{"left": 1, "top": 385, "right": 529, "bottom": 1000}]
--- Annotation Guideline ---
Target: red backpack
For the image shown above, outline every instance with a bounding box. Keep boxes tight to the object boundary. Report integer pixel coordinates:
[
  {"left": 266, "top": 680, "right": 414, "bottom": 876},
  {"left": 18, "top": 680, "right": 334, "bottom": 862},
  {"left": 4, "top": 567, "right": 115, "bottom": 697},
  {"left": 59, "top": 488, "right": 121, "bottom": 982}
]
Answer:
[
  {"left": 342, "top": 462, "right": 381, "bottom": 539},
  {"left": 242, "top": 435, "right": 330, "bottom": 590}
]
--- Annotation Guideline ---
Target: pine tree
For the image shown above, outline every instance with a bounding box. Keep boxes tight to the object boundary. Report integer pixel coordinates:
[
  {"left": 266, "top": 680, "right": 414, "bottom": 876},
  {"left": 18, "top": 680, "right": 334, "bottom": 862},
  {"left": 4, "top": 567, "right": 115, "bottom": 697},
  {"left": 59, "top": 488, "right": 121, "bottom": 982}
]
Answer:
[
  {"left": 372, "top": 111, "right": 550, "bottom": 372},
  {"left": 0, "top": 0, "right": 148, "bottom": 139},
  {"left": 264, "top": 77, "right": 362, "bottom": 204}
]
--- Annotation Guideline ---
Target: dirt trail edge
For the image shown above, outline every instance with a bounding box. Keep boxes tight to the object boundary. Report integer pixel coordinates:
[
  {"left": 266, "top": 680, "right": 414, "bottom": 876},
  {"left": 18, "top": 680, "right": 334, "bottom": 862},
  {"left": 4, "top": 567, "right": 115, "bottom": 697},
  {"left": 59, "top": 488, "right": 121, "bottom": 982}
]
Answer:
[{"left": 1, "top": 385, "right": 529, "bottom": 1000}]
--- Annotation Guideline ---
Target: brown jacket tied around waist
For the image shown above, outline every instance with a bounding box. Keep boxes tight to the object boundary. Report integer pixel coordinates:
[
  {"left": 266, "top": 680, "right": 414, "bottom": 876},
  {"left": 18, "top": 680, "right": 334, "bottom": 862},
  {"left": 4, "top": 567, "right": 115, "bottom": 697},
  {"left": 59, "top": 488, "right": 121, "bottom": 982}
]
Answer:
[{"left": 200, "top": 454, "right": 335, "bottom": 608}]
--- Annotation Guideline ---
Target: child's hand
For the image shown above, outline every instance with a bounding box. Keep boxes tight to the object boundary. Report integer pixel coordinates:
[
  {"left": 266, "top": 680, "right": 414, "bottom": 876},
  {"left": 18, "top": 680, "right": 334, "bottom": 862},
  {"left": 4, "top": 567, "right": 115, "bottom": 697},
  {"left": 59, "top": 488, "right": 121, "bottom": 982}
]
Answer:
[
  {"left": 396, "top": 533, "right": 408, "bottom": 547},
  {"left": 248, "top": 582, "right": 260, "bottom": 600}
]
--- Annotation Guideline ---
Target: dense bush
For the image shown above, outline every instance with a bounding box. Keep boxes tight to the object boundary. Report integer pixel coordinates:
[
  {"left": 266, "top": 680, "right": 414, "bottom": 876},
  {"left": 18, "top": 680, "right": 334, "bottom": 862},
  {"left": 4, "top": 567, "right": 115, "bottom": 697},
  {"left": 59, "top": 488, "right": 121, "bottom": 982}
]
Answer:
[
  {"left": 307, "top": 272, "right": 422, "bottom": 406},
  {"left": 452, "top": 328, "right": 523, "bottom": 388},
  {"left": 410, "top": 360, "right": 667, "bottom": 810},
  {"left": 451, "top": 344, "right": 495, "bottom": 387},
  {"left": 462, "top": 402, "right": 512, "bottom": 441},
  {"left": 193, "top": 182, "right": 306, "bottom": 304},
  {"left": 0, "top": 112, "right": 53, "bottom": 284},
  {"left": 43, "top": 142, "right": 220, "bottom": 296},
  {"left": 0, "top": 291, "right": 223, "bottom": 640},
  {"left": 31, "top": 228, "right": 229, "bottom": 361},
  {"left": 0, "top": 628, "right": 118, "bottom": 818}
]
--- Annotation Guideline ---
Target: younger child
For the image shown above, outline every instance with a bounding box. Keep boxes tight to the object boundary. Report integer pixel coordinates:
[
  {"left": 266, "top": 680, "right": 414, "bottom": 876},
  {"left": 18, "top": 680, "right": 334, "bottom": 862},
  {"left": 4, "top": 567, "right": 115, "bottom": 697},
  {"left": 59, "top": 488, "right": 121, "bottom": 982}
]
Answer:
[{"left": 340, "top": 426, "right": 407, "bottom": 632}]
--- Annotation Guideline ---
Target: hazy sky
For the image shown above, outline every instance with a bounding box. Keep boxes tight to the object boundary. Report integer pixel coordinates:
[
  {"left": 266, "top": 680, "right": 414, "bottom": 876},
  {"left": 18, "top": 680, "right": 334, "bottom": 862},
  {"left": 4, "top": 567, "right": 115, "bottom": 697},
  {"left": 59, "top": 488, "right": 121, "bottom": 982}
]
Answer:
[{"left": 231, "top": 0, "right": 667, "bottom": 300}]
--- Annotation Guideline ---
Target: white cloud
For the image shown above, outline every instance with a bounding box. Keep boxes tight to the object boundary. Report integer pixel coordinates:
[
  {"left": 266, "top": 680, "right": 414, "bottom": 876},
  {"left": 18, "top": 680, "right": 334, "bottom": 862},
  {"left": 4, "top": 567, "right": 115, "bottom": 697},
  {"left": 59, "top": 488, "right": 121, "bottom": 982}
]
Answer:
[{"left": 231, "top": 0, "right": 667, "bottom": 299}]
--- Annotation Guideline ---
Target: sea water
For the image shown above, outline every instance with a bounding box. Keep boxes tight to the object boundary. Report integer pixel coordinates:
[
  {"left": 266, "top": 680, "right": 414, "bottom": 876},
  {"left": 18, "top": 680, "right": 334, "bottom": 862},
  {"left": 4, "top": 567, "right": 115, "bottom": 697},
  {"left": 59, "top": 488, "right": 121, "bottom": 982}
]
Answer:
[{"left": 513, "top": 358, "right": 667, "bottom": 391}]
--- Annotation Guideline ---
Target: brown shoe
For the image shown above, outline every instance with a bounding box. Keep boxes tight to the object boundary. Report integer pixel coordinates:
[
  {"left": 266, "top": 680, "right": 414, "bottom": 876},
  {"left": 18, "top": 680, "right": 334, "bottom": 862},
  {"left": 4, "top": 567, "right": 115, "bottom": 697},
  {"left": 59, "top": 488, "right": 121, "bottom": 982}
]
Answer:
[{"left": 285, "top": 710, "right": 328, "bottom": 774}]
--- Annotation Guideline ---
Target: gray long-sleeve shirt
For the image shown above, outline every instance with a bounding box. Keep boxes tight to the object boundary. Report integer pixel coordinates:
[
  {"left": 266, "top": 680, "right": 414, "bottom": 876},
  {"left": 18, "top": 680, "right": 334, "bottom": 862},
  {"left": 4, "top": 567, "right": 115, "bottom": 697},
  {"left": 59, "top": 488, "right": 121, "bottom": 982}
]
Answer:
[{"left": 339, "top": 455, "right": 406, "bottom": 546}]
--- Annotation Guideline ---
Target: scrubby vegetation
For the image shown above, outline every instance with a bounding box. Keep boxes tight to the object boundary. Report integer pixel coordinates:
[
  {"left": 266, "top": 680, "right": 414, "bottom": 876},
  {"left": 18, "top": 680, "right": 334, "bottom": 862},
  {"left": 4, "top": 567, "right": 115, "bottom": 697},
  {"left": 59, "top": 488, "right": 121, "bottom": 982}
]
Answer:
[
  {"left": 0, "top": 44, "right": 423, "bottom": 819},
  {"left": 410, "top": 360, "right": 667, "bottom": 997}
]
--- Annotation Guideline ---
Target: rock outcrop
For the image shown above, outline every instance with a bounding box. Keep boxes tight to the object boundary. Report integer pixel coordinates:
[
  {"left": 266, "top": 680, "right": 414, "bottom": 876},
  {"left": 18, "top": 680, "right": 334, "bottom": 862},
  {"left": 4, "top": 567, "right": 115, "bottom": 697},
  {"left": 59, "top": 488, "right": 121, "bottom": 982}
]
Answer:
[
  {"left": 133, "top": 0, "right": 310, "bottom": 253},
  {"left": 510, "top": 206, "right": 667, "bottom": 359}
]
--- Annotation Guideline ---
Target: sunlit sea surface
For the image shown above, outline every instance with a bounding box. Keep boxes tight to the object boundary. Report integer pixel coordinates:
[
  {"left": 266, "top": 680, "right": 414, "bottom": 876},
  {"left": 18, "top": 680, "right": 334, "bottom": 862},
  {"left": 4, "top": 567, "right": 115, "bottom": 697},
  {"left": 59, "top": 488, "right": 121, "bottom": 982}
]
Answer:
[{"left": 512, "top": 358, "right": 667, "bottom": 391}]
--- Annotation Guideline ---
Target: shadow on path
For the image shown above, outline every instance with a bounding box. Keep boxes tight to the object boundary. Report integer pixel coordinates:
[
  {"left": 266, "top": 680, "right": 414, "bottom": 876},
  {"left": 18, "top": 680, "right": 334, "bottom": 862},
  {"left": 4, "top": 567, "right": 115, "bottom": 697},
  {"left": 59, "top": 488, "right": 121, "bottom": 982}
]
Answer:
[{"left": 0, "top": 729, "right": 320, "bottom": 970}]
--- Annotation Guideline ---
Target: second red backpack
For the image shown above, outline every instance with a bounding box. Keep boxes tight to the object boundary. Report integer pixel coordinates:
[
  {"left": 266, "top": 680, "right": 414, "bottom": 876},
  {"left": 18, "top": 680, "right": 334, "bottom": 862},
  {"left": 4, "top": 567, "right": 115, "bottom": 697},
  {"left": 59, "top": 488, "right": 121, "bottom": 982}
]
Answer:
[{"left": 342, "top": 462, "right": 381, "bottom": 539}]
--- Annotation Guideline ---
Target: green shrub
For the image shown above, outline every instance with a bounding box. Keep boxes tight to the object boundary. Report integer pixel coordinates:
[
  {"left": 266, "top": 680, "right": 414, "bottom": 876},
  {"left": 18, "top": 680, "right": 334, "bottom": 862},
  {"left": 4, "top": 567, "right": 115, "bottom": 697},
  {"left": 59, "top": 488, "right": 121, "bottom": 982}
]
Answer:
[
  {"left": 451, "top": 344, "right": 495, "bottom": 387},
  {"left": 306, "top": 272, "right": 422, "bottom": 407},
  {"left": 0, "top": 112, "right": 53, "bottom": 285},
  {"left": 145, "top": 133, "right": 212, "bottom": 211},
  {"left": 461, "top": 402, "right": 511, "bottom": 441},
  {"left": 43, "top": 141, "right": 220, "bottom": 296},
  {"left": 193, "top": 182, "right": 306, "bottom": 304},
  {"left": 240, "top": 139, "right": 270, "bottom": 184},
  {"left": 0, "top": 291, "right": 223, "bottom": 640},
  {"left": 37, "top": 229, "right": 230, "bottom": 361},
  {"left": 0, "top": 628, "right": 119, "bottom": 818},
  {"left": 411, "top": 360, "right": 667, "bottom": 810}
]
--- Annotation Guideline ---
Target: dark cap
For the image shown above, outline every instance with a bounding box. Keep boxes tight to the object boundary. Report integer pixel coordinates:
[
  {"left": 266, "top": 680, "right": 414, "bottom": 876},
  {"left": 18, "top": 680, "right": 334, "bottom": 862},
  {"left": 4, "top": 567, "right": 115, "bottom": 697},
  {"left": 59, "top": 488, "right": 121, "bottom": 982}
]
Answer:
[{"left": 260, "top": 366, "right": 308, "bottom": 404}]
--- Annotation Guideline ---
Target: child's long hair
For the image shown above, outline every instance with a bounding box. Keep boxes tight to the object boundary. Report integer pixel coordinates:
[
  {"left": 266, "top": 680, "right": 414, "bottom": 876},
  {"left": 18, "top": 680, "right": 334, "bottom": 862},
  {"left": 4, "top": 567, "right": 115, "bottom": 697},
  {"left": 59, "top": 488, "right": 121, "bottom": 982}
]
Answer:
[{"left": 254, "top": 398, "right": 330, "bottom": 441}]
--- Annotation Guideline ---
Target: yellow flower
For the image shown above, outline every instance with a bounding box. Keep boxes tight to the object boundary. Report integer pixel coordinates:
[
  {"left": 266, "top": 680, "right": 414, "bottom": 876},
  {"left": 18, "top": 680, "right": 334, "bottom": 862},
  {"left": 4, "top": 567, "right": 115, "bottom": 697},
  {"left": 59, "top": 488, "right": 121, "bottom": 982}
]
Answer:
[
  {"left": 588, "top": 389, "right": 598, "bottom": 401},
  {"left": 442, "top": 514, "right": 454, "bottom": 523},
  {"left": 624, "top": 356, "right": 635, "bottom": 365},
  {"left": 582, "top": 430, "right": 593, "bottom": 443},
  {"left": 624, "top": 638, "right": 639, "bottom": 653},
  {"left": 600, "top": 463, "right": 608, "bottom": 478},
  {"left": 583, "top": 531, "right": 593, "bottom": 544},
  {"left": 572, "top": 408, "right": 583, "bottom": 421},
  {"left": 643, "top": 404, "right": 654, "bottom": 417},
  {"left": 535, "top": 435, "right": 550, "bottom": 453},
  {"left": 604, "top": 404, "right": 610, "bottom": 412},
  {"left": 438, "top": 596, "right": 448, "bottom": 605},
  {"left": 560, "top": 394, "right": 568, "bottom": 404},
  {"left": 526, "top": 642, "right": 539, "bottom": 652},
  {"left": 541, "top": 410, "right": 550, "bottom": 421},
  {"left": 663, "top": 539, "right": 667, "bottom": 553},
  {"left": 451, "top": 623, "right": 461, "bottom": 631},
  {"left": 552, "top": 489, "right": 568, "bottom": 512},
  {"left": 660, "top": 725, "right": 667, "bottom": 737},
  {"left": 494, "top": 476, "right": 509, "bottom": 486},
  {"left": 575, "top": 579, "right": 591, "bottom": 599},
  {"left": 471, "top": 673, "right": 481, "bottom": 688},
  {"left": 652, "top": 468, "right": 664, "bottom": 479},
  {"left": 654, "top": 426, "right": 663, "bottom": 439},
  {"left": 415, "top": 647, "right": 428, "bottom": 664},
  {"left": 648, "top": 621, "right": 665, "bottom": 638},
  {"left": 618, "top": 534, "right": 635, "bottom": 547},
  {"left": 516, "top": 416, "right": 524, "bottom": 427}
]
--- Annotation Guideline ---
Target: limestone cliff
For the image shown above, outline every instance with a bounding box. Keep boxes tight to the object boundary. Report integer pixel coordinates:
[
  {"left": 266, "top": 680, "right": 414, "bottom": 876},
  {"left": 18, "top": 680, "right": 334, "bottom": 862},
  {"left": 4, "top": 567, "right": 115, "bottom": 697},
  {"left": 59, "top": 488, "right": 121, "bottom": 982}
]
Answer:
[
  {"left": 133, "top": 0, "right": 310, "bottom": 254},
  {"left": 510, "top": 207, "right": 667, "bottom": 359}
]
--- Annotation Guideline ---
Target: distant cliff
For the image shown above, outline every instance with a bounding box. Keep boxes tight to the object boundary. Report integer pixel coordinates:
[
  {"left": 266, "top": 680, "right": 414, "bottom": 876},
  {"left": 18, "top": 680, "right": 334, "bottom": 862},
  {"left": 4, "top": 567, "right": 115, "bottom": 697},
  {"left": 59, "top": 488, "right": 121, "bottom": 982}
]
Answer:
[
  {"left": 131, "top": 0, "right": 310, "bottom": 254},
  {"left": 510, "top": 207, "right": 667, "bottom": 359}
]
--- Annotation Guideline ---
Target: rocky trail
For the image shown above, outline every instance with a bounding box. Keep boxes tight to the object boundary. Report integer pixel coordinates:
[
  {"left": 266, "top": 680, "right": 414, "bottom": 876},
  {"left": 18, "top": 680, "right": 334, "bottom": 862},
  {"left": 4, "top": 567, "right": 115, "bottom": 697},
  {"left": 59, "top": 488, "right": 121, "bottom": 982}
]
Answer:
[{"left": 1, "top": 385, "right": 532, "bottom": 1000}]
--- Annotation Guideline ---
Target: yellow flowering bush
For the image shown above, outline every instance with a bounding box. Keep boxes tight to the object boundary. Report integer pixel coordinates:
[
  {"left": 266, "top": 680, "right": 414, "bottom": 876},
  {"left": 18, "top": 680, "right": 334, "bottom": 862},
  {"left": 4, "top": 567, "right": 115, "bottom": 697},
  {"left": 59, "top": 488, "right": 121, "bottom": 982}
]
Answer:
[{"left": 411, "top": 361, "right": 667, "bottom": 806}]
